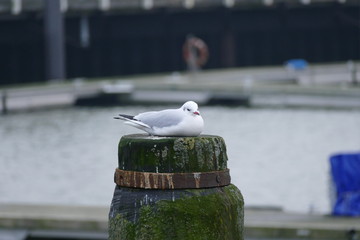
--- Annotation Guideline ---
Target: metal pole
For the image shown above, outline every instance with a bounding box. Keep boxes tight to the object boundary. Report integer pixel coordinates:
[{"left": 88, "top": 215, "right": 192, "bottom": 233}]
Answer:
[
  {"left": 351, "top": 63, "right": 358, "bottom": 86},
  {"left": 348, "top": 60, "right": 358, "bottom": 86},
  {"left": 2, "top": 90, "right": 7, "bottom": 114},
  {"left": 11, "top": 0, "right": 22, "bottom": 15},
  {"left": 44, "top": 0, "right": 66, "bottom": 81}
]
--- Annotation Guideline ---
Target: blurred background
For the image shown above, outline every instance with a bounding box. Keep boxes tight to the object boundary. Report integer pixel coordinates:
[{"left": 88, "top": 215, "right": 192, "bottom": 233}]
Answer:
[
  {"left": 0, "top": 0, "right": 359, "bottom": 84},
  {"left": 0, "top": 0, "right": 360, "bottom": 239}
]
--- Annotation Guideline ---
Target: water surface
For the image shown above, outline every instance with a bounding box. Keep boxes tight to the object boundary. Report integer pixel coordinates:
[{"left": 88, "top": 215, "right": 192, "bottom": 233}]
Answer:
[{"left": 1, "top": 106, "right": 359, "bottom": 214}]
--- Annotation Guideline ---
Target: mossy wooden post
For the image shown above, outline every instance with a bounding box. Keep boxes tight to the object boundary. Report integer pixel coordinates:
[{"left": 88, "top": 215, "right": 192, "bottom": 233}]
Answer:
[{"left": 109, "top": 134, "right": 244, "bottom": 240}]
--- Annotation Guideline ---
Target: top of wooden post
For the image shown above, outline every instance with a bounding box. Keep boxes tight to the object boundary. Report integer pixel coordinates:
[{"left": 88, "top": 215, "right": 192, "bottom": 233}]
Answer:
[{"left": 118, "top": 134, "right": 228, "bottom": 173}]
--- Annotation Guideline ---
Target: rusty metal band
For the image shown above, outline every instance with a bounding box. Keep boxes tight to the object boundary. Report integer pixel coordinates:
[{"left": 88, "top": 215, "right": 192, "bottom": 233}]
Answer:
[{"left": 114, "top": 168, "right": 231, "bottom": 189}]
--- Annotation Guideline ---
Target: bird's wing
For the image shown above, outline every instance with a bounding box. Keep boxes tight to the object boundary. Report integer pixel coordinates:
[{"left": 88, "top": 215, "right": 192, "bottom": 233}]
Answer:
[{"left": 135, "top": 109, "right": 184, "bottom": 129}]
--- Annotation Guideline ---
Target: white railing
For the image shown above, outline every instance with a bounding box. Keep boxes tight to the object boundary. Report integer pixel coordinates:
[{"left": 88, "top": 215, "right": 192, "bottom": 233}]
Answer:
[{"left": 0, "top": 0, "right": 355, "bottom": 15}]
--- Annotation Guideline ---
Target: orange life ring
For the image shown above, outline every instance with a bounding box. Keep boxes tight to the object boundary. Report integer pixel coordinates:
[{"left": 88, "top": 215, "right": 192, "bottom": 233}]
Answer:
[{"left": 183, "top": 37, "right": 209, "bottom": 67}]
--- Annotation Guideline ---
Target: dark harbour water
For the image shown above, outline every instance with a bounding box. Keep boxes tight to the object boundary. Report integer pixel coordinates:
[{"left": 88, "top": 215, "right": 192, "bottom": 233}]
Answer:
[{"left": 0, "top": 106, "right": 359, "bottom": 214}]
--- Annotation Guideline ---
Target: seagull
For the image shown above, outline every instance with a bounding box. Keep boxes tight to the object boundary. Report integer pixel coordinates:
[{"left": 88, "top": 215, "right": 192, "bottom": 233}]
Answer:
[{"left": 114, "top": 101, "right": 204, "bottom": 137}]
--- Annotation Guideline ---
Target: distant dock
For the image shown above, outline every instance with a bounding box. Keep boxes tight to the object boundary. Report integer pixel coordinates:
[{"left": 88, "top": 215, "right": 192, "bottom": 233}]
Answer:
[
  {"left": 0, "top": 204, "right": 359, "bottom": 240},
  {"left": 1, "top": 62, "right": 360, "bottom": 113}
]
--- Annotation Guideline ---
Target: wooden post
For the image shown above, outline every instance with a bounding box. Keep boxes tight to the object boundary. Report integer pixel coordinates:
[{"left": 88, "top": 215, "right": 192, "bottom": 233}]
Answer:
[{"left": 109, "top": 134, "right": 244, "bottom": 240}]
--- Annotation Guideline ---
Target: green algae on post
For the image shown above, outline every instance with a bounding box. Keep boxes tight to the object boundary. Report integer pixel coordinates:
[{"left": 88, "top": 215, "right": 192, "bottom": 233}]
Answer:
[
  {"left": 117, "top": 134, "right": 228, "bottom": 173},
  {"left": 110, "top": 134, "right": 244, "bottom": 240}
]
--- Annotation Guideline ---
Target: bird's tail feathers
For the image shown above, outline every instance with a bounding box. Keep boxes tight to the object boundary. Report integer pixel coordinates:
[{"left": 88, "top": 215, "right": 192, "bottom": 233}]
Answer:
[
  {"left": 114, "top": 114, "right": 152, "bottom": 133},
  {"left": 114, "top": 114, "right": 135, "bottom": 121}
]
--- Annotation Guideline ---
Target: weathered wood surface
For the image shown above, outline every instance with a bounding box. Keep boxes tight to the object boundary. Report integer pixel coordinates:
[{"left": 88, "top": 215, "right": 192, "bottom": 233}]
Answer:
[
  {"left": 109, "top": 134, "right": 244, "bottom": 240},
  {"left": 114, "top": 168, "right": 231, "bottom": 189},
  {"left": 109, "top": 185, "right": 244, "bottom": 240},
  {"left": 117, "top": 134, "right": 228, "bottom": 173}
]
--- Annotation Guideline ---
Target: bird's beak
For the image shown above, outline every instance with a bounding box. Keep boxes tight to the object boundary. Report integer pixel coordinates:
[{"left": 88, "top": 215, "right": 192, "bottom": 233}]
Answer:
[{"left": 193, "top": 111, "right": 200, "bottom": 115}]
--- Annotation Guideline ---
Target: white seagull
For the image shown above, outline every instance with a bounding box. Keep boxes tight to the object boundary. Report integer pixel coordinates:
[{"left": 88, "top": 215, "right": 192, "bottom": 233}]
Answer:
[{"left": 114, "top": 101, "right": 204, "bottom": 137}]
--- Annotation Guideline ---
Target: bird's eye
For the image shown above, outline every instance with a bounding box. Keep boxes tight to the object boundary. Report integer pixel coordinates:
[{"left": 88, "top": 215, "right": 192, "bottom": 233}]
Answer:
[{"left": 187, "top": 108, "right": 191, "bottom": 111}]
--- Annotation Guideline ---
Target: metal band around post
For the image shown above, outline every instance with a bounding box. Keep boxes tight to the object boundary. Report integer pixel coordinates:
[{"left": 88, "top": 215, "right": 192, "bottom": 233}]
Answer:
[{"left": 114, "top": 168, "right": 231, "bottom": 189}]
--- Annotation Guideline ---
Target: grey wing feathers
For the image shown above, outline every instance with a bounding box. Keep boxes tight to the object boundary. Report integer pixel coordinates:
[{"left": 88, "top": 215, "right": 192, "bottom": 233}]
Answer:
[{"left": 136, "top": 109, "right": 182, "bottom": 128}]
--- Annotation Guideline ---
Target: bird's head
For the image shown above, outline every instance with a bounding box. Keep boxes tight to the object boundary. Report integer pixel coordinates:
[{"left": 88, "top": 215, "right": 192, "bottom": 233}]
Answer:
[{"left": 182, "top": 101, "right": 201, "bottom": 116}]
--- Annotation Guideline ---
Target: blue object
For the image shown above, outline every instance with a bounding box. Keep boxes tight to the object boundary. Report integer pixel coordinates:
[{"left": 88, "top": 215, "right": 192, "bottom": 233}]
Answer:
[
  {"left": 285, "top": 59, "right": 308, "bottom": 70},
  {"left": 330, "top": 153, "right": 360, "bottom": 216}
]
